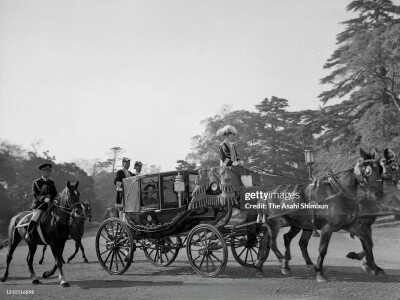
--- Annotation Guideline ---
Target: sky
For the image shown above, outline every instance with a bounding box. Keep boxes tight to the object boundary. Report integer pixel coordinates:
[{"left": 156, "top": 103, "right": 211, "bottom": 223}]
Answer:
[{"left": 0, "top": 0, "right": 366, "bottom": 171}]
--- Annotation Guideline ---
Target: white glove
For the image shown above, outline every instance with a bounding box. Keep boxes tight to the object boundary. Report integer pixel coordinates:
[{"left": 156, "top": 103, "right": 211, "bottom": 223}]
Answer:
[
  {"left": 232, "top": 161, "right": 239, "bottom": 166},
  {"left": 44, "top": 198, "right": 50, "bottom": 203}
]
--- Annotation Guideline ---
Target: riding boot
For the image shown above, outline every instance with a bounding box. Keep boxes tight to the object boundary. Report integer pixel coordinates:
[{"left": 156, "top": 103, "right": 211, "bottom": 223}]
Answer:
[{"left": 25, "top": 220, "right": 37, "bottom": 242}]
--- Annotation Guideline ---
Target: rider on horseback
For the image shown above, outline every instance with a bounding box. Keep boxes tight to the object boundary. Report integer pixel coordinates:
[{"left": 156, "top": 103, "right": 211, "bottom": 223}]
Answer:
[
  {"left": 218, "top": 125, "right": 253, "bottom": 187},
  {"left": 25, "top": 163, "right": 58, "bottom": 243}
]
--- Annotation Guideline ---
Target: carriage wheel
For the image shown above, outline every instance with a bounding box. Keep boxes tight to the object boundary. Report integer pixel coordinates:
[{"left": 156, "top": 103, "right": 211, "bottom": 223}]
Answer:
[
  {"left": 103, "top": 207, "right": 120, "bottom": 220},
  {"left": 143, "top": 237, "right": 181, "bottom": 267},
  {"left": 186, "top": 224, "right": 228, "bottom": 277},
  {"left": 231, "top": 232, "right": 266, "bottom": 268},
  {"left": 96, "top": 218, "right": 134, "bottom": 275}
]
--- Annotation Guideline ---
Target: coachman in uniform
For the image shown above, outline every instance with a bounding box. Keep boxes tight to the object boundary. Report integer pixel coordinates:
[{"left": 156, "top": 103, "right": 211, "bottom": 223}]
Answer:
[
  {"left": 218, "top": 125, "right": 253, "bottom": 187},
  {"left": 25, "top": 163, "right": 58, "bottom": 242},
  {"left": 114, "top": 157, "right": 133, "bottom": 208}
]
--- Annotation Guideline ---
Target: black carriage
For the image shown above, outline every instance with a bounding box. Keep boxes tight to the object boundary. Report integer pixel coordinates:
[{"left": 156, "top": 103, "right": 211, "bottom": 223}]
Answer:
[{"left": 95, "top": 169, "right": 266, "bottom": 277}]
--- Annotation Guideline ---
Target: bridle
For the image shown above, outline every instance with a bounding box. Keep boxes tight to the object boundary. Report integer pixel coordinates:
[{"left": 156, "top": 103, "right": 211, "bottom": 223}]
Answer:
[{"left": 326, "top": 158, "right": 384, "bottom": 202}]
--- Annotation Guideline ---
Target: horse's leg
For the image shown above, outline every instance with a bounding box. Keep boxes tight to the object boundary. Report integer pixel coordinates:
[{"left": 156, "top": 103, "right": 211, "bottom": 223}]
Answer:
[
  {"left": 346, "top": 250, "right": 366, "bottom": 260},
  {"left": 298, "top": 229, "right": 314, "bottom": 269},
  {"left": 314, "top": 225, "right": 333, "bottom": 282},
  {"left": 267, "top": 222, "right": 288, "bottom": 276},
  {"left": 255, "top": 225, "right": 271, "bottom": 275},
  {"left": 0, "top": 229, "right": 22, "bottom": 282},
  {"left": 347, "top": 221, "right": 383, "bottom": 275},
  {"left": 283, "top": 226, "right": 301, "bottom": 264},
  {"left": 79, "top": 239, "right": 89, "bottom": 263},
  {"left": 38, "top": 245, "right": 47, "bottom": 265},
  {"left": 49, "top": 243, "right": 70, "bottom": 287},
  {"left": 67, "top": 240, "right": 79, "bottom": 263},
  {"left": 27, "top": 243, "right": 41, "bottom": 284}
]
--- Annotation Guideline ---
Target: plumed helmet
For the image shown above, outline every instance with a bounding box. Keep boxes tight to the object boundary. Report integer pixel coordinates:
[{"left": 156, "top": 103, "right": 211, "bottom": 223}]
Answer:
[{"left": 217, "top": 125, "right": 237, "bottom": 136}]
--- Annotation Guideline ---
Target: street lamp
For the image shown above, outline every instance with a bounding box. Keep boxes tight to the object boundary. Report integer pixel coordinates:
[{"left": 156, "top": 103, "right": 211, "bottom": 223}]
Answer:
[
  {"left": 304, "top": 148, "right": 319, "bottom": 237},
  {"left": 304, "top": 148, "right": 315, "bottom": 179}
]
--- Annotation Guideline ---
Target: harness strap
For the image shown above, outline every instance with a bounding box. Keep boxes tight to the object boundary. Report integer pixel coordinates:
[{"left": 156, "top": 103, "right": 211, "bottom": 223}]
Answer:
[{"left": 37, "top": 224, "right": 48, "bottom": 245}]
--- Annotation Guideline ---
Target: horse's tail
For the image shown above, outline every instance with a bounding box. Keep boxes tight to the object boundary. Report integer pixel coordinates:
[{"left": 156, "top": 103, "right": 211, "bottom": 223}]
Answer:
[{"left": 0, "top": 214, "right": 19, "bottom": 250}]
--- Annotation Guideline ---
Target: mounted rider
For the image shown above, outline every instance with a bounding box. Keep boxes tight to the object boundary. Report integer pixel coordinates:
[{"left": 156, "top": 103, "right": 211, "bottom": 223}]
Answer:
[
  {"left": 218, "top": 125, "right": 253, "bottom": 188},
  {"left": 25, "top": 163, "right": 58, "bottom": 242}
]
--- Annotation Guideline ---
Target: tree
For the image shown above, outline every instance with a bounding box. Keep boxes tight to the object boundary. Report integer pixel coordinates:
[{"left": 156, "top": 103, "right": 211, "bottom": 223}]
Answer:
[
  {"left": 108, "top": 147, "right": 125, "bottom": 173},
  {"left": 176, "top": 160, "right": 197, "bottom": 171},
  {"left": 319, "top": 0, "right": 400, "bottom": 112}
]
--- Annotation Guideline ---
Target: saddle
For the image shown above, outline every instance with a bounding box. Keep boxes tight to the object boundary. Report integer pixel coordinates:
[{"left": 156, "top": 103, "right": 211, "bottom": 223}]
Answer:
[{"left": 16, "top": 209, "right": 52, "bottom": 245}]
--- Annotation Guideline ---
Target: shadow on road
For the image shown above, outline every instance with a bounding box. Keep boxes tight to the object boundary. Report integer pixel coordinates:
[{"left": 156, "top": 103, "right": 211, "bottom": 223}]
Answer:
[
  {"left": 116, "top": 263, "right": 400, "bottom": 283},
  {"left": 41, "top": 279, "right": 189, "bottom": 289}
]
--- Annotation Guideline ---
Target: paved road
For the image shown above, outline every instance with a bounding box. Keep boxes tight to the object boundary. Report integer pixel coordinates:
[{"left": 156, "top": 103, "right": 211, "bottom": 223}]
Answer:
[{"left": 1, "top": 224, "right": 399, "bottom": 300}]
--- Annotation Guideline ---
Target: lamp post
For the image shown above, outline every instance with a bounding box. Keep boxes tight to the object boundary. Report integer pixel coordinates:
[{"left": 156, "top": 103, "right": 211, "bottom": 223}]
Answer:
[
  {"left": 304, "top": 148, "right": 319, "bottom": 237},
  {"left": 304, "top": 148, "right": 315, "bottom": 179}
]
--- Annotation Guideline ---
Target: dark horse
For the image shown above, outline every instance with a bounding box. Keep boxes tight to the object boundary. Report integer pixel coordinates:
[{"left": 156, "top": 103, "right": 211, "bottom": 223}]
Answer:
[
  {"left": 0, "top": 181, "right": 81, "bottom": 287},
  {"left": 282, "top": 149, "right": 400, "bottom": 272},
  {"left": 255, "top": 149, "right": 385, "bottom": 282},
  {"left": 39, "top": 201, "right": 92, "bottom": 264}
]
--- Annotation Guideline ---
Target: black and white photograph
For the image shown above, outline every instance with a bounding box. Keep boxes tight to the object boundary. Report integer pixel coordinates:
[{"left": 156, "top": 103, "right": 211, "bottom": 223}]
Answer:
[{"left": 1, "top": 0, "right": 400, "bottom": 299}]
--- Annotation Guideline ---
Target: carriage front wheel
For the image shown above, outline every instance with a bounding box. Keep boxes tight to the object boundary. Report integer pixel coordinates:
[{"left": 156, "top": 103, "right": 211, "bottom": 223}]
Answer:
[
  {"left": 186, "top": 224, "right": 228, "bottom": 277},
  {"left": 231, "top": 231, "right": 267, "bottom": 268},
  {"left": 95, "top": 218, "right": 134, "bottom": 275}
]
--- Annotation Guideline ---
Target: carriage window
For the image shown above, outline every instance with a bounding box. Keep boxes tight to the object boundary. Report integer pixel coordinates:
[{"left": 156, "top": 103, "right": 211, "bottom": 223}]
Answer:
[
  {"left": 162, "top": 175, "right": 179, "bottom": 209},
  {"left": 141, "top": 176, "right": 159, "bottom": 209}
]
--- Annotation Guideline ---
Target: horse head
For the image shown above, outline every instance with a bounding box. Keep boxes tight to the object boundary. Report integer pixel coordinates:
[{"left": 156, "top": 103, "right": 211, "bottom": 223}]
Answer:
[
  {"left": 353, "top": 148, "right": 384, "bottom": 200},
  {"left": 60, "top": 180, "right": 81, "bottom": 208},
  {"left": 381, "top": 149, "right": 399, "bottom": 187},
  {"left": 72, "top": 201, "right": 92, "bottom": 222}
]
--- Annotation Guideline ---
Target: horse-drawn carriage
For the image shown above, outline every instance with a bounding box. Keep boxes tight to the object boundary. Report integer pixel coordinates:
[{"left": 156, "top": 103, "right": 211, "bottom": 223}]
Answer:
[{"left": 95, "top": 168, "right": 265, "bottom": 277}]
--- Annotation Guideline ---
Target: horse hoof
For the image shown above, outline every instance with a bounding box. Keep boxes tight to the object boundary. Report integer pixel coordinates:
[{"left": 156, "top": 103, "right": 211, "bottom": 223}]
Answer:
[
  {"left": 83, "top": 259, "right": 89, "bottom": 263},
  {"left": 281, "top": 267, "right": 291, "bottom": 276},
  {"left": 60, "top": 282, "right": 70, "bottom": 288},
  {"left": 316, "top": 274, "right": 327, "bottom": 282},
  {"left": 0, "top": 276, "right": 7, "bottom": 282},
  {"left": 255, "top": 271, "right": 265, "bottom": 278},
  {"left": 361, "top": 262, "right": 374, "bottom": 275},
  {"left": 38, "top": 260, "right": 43, "bottom": 265},
  {"left": 375, "top": 268, "right": 385, "bottom": 276},
  {"left": 254, "top": 260, "right": 263, "bottom": 269},
  {"left": 32, "top": 279, "right": 42, "bottom": 285},
  {"left": 346, "top": 252, "right": 357, "bottom": 259},
  {"left": 42, "top": 272, "right": 50, "bottom": 279}
]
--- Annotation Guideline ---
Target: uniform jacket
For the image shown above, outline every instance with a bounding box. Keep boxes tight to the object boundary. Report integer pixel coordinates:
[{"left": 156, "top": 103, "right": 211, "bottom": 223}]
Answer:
[
  {"left": 114, "top": 169, "right": 133, "bottom": 205},
  {"left": 219, "top": 141, "right": 241, "bottom": 166},
  {"left": 32, "top": 177, "right": 58, "bottom": 210}
]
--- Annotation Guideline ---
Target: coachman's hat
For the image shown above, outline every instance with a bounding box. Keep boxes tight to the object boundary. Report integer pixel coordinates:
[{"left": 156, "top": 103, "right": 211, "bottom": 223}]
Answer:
[
  {"left": 122, "top": 157, "right": 131, "bottom": 163},
  {"left": 134, "top": 161, "right": 143, "bottom": 167},
  {"left": 39, "top": 163, "right": 52, "bottom": 170},
  {"left": 217, "top": 125, "right": 238, "bottom": 136}
]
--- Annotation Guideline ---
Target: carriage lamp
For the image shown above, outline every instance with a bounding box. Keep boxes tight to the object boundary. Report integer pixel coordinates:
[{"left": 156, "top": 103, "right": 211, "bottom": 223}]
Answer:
[
  {"left": 304, "top": 148, "right": 315, "bottom": 179},
  {"left": 174, "top": 173, "right": 185, "bottom": 207}
]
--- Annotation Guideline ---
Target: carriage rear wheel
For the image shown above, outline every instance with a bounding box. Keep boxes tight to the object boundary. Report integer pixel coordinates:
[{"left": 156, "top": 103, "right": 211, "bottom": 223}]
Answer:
[
  {"left": 96, "top": 218, "right": 134, "bottom": 275},
  {"left": 231, "top": 231, "right": 267, "bottom": 268},
  {"left": 143, "top": 236, "right": 181, "bottom": 267},
  {"left": 186, "top": 224, "right": 228, "bottom": 277}
]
